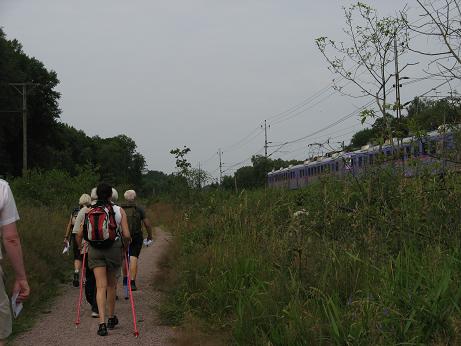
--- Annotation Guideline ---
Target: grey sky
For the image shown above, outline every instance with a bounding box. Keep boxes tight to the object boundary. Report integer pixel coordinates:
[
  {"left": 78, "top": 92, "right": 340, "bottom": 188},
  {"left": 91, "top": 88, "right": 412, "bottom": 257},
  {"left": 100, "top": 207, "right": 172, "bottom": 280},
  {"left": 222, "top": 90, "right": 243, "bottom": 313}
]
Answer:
[{"left": 1, "top": 0, "right": 459, "bottom": 178}]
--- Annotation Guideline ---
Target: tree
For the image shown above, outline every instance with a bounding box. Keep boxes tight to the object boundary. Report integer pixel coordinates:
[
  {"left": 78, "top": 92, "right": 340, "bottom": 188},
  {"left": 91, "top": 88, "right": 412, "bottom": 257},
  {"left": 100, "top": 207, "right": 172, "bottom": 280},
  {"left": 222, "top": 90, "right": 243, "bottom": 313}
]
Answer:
[
  {"left": 0, "top": 28, "right": 61, "bottom": 175},
  {"left": 349, "top": 128, "right": 377, "bottom": 148},
  {"left": 170, "top": 146, "right": 191, "bottom": 176},
  {"left": 316, "top": 2, "right": 409, "bottom": 139},
  {"left": 405, "top": 0, "right": 461, "bottom": 80}
]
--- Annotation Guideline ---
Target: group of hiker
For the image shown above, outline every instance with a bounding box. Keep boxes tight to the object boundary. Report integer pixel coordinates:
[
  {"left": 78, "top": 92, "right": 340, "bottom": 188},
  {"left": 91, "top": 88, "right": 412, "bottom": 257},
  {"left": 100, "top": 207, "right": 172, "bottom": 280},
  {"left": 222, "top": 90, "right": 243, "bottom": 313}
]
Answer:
[
  {"left": 65, "top": 183, "right": 152, "bottom": 336},
  {"left": 0, "top": 179, "right": 153, "bottom": 344}
]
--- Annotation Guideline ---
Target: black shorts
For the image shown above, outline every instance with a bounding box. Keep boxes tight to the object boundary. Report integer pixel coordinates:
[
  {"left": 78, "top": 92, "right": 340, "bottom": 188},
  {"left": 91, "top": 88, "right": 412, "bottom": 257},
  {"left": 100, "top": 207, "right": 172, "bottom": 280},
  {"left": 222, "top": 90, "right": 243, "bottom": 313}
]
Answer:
[
  {"left": 129, "top": 235, "right": 143, "bottom": 258},
  {"left": 71, "top": 234, "right": 83, "bottom": 261}
]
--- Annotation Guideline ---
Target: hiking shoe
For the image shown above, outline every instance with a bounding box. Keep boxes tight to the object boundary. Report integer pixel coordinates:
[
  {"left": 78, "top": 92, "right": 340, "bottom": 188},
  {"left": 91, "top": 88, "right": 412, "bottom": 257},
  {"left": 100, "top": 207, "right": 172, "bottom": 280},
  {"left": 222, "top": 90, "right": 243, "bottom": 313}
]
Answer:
[
  {"left": 91, "top": 306, "right": 99, "bottom": 318},
  {"left": 97, "top": 323, "right": 108, "bottom": 336},
  {"left": 130, "top": 280, "right": 137, "bottom": 291},
  {"left": 107, "top": 315, "right": 119, "bottom": 330},
  {"left": 72, "top": 273, "right": 79, "bottom": 287}
]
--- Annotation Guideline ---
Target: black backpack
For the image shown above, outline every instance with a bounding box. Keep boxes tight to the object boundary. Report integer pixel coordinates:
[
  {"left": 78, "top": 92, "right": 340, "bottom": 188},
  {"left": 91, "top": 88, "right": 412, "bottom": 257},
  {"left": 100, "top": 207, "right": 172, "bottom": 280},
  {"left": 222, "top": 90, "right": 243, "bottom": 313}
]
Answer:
[{"left": 121, "top": 203, "right": 142, "bottom": 237}]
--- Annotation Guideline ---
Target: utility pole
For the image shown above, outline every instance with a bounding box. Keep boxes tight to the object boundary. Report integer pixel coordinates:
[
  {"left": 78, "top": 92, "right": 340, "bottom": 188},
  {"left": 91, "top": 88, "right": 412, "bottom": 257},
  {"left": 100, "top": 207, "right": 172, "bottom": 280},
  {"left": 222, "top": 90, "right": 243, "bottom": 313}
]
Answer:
[
  {"left": 9, "top": 82, "right": 39, "bottom": 175},
  {"left": 394, "top": 36, "right": 402, "bottom": 121},
  {"left": 198, "top": 162, "right": 201, "bottom": 189},
  {"left": 261, "top": 120, "right": 271, "bottom": 158},
  {"left": 218, "top": 149, "right": 223, "bottom": 185}
]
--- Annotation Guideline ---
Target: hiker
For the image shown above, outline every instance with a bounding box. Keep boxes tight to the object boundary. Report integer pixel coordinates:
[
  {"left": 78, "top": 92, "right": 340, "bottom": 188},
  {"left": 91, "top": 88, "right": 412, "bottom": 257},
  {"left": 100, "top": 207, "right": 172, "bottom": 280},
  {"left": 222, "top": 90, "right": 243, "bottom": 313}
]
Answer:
[
  {"left": 72, "top": 190, "right": 98, "bottom": 317},
  {"left": 76, "top": 183, "right": 131, "bottom": 336},
  {"left": 121, "top": 189, "right": 153, "bottom": 291},
  {"left": 0, "top": 179, "right": 30, "bottom": 346},
  {"left": 64, "top": 194, "right": 91, "bottom": 287}
]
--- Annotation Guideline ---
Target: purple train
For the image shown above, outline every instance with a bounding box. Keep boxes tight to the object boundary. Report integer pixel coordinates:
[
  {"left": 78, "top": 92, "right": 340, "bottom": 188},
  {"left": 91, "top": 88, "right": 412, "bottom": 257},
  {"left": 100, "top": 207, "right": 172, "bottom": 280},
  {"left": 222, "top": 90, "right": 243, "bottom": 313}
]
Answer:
[{"left": 267, "top": 129, "right": 458, "bottom": 189}]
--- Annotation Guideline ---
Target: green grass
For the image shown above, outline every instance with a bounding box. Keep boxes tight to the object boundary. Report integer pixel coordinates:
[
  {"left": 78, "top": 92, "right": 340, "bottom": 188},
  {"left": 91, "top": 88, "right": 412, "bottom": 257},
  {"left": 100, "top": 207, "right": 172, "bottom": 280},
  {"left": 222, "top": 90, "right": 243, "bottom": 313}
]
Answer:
[{"left": 158, "top": 165, "right": 461, "bottom": 345}]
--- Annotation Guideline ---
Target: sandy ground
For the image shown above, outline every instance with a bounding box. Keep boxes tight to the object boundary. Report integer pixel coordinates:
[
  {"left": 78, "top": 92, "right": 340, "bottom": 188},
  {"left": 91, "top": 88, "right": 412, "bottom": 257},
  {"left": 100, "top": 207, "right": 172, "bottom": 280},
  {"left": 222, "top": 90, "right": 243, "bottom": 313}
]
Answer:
[{"left": 12, "top": 228, "right": 176, "bottom": 346}]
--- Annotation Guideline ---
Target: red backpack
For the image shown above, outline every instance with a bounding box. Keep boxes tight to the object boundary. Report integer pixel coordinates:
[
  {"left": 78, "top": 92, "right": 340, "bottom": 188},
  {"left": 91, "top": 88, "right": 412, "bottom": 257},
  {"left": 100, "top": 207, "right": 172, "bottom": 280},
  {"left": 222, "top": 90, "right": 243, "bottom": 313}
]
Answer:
[{"left": 83, "top": 203, "right": 118, "bottom": 248}]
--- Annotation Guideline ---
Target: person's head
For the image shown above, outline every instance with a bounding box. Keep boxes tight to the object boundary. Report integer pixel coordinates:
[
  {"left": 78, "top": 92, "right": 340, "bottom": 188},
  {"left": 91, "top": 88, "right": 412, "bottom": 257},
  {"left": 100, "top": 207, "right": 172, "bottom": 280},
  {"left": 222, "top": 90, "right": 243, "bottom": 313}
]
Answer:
[
  {"left": 90, "top": 187, "right": 98, "bottom": 201},
  {"left": 96, "top": 183, "right": 112, "bottom": 201},
  {"left": 124, "top": 189, "right": 136, "bottom": 202},
  {"left": 79, "top": 193, "right": 91, "bottom": 207},
  {"left": 111, "top": 188, "right": 118, "bottom": 202}
]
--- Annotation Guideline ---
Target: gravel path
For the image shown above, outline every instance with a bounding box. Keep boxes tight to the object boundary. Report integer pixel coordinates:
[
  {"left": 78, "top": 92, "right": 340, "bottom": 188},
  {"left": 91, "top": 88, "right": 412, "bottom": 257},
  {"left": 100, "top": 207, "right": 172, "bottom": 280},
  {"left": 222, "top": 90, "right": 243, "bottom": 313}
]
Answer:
[{"left": 13, "top": 228, "right": 176, "bottom": 346}]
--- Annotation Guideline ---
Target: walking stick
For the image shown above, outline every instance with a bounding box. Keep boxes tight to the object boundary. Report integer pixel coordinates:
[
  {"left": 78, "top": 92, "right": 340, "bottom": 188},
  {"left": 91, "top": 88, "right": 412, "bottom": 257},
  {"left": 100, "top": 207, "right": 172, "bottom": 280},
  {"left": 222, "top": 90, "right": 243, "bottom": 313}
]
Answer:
[
  {"left": 124, "top": 247, "right": 139, "bottom": 337},
  {"left": 75, "top": 243, "right": 87, "bottom": 326},
  {"left": 124, "top": 250, "right": 129, "bottom": 300}
]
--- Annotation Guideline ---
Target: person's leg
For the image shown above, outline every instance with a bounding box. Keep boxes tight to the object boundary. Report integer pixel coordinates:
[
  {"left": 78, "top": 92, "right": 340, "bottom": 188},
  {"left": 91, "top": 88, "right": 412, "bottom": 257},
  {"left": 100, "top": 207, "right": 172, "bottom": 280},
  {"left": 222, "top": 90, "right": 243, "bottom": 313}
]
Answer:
[
  {"left": 74, "top": 259, "right": 82, "bottom": 271},
  {"left": 93, "top": 266, "right": 107, "bottom": 325},
  {"left": 71, "top": 235, "right": 83, "bottom": 286},
  {"left": 107, "top": 271, "right": 117, "bottom": 317},
  {"left": 129, "top": 256, "right": 138, "bottom": 280},
  {"left": 85, "top": 266, "right": 98, "bottom": 314}
]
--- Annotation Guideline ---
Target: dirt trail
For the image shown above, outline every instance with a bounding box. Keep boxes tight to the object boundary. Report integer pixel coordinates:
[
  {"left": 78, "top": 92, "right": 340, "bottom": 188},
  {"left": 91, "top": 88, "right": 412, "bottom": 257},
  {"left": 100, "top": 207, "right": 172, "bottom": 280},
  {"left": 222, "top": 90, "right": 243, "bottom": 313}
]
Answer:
[{"left": 13, "top": 228, "right": 176, "bottom": 346}]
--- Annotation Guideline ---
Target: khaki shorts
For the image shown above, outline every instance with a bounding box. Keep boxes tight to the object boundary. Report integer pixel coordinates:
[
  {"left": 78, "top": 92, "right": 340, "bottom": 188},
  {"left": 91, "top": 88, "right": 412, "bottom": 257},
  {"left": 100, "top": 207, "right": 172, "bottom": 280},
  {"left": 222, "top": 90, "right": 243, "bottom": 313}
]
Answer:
[
  {"left": 88, "top": 239, "right": 123, "bottom": 272},
  {"left": 0, "top": 266, "right": 12, "bottom": 340}
]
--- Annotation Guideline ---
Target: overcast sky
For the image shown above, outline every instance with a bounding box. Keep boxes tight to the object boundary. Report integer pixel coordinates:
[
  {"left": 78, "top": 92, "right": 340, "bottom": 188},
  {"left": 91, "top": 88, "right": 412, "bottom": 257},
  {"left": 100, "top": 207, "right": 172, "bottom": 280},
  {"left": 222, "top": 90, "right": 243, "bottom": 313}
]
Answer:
[{"left": 1, "top": 0, "right": 459, "bottom": 177}]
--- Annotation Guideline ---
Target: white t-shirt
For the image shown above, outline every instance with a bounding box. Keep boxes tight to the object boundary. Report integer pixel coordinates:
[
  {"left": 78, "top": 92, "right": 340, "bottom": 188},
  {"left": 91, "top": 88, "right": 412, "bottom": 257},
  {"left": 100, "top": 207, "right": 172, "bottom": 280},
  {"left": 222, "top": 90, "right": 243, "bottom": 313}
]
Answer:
[{"left": 0, "top": 179, "right": 20, "bottom": 259}]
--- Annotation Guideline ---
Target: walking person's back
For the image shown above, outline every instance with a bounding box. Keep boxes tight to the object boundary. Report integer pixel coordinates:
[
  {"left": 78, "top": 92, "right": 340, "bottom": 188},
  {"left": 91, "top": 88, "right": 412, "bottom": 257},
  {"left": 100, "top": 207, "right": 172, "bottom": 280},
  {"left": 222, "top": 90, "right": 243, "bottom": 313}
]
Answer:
[{"left": 76, "top": 183, "right": 131, "bottom": 336}]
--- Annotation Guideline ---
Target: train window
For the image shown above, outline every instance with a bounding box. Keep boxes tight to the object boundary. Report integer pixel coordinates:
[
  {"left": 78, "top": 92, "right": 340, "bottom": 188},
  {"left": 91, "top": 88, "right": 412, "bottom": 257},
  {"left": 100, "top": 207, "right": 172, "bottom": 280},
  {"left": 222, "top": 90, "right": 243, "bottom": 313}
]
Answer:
[
  {"left": 358, "top": 157, "right": 362, "bottom": 167},
  {"left": 351, "top": 158, "right": 354, "bottom": 167},
  {"left": 336, "top": 161, "right": 339, "bottom": 171},
  {"left": 422, "top": 142, "right": 428, "bottom": 155}
]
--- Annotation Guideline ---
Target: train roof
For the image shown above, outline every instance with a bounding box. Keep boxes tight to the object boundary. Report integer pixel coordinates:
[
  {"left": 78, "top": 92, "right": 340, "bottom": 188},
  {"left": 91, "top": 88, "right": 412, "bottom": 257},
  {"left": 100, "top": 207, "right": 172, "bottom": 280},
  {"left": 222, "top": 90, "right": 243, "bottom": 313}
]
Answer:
[{"left": 267, "top": 126, "right": 458, "bottom": 176}]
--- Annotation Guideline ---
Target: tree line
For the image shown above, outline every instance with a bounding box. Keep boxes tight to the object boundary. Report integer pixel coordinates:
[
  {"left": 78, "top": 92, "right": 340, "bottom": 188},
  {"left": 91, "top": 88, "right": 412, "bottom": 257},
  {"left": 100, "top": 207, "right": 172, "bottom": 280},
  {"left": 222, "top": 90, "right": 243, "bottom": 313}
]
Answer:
[{"left": 0, "top": 28, "right": 146, "bottom": 189}]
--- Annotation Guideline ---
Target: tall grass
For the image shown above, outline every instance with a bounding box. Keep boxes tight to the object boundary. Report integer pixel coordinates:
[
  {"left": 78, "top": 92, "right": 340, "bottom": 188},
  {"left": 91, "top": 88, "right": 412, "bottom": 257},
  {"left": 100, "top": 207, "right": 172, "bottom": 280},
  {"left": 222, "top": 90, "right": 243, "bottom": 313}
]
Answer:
[{"left": 158, "top": 164, "right": 461, "bottom": 345}]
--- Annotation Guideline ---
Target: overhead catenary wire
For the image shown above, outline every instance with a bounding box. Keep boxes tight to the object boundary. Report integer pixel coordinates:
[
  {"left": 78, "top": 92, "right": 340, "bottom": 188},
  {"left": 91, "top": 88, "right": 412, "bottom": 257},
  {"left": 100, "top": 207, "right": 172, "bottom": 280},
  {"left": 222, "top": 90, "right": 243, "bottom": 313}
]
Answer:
[{"left": 202, "top": 1, "right": 456, "bottom": 177}]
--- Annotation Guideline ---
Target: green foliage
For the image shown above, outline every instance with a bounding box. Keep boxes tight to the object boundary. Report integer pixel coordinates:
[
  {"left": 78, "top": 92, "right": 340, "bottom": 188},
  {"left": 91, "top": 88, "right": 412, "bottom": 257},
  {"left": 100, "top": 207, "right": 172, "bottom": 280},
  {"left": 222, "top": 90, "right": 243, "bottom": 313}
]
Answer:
[
  {"left": 10, "top": 168, "right": 99, "bottom": 207},
  {"left": 0, "top": 29, "right": 146, "bottom": 189},
  {"left": 170, "top": 146, "right": 192, "bottom": 176},
  {"left": 159, "top": 166, "right": 461, "bottom": 345},
  {"left": 229, "top": 155, "right": 302, "bottom": 190}
]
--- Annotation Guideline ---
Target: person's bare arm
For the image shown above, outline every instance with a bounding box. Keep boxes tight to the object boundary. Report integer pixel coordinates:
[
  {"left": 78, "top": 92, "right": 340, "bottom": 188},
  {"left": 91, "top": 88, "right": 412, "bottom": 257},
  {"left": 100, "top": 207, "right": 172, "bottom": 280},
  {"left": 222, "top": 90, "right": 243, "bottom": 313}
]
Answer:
[
  {"left": 63, "top": 216, "right": 73, "bottom": 242},
  {"left": 76, "top": 221, "right": 83, "bottom": 249},
  {"left": 2, "top": 222, "right": 30, "bottom": 302},
  {"left": 143, "top": 217, "right": 153, "bottom": 240}
]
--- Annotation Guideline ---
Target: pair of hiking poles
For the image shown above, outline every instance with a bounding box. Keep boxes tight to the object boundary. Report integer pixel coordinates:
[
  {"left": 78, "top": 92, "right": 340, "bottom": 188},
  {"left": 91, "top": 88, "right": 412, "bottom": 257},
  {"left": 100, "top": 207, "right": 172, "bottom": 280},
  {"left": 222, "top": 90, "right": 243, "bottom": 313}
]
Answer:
[{"left": 74, "top": 243, "right": 139, "bottom": 337}]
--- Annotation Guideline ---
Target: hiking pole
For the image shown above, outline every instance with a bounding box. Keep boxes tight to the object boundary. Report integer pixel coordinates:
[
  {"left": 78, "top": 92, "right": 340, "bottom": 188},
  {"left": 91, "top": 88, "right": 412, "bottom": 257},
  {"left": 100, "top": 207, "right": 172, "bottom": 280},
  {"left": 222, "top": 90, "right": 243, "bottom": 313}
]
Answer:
[
  {"left": 124, "top": 249, "right": 129, "bottom": 300},
  {"left": 75, "top": 243, "right": 87, "bottom": 327},
  {"left": 124, "top": 248, "right": 139, "bottom": 337}
]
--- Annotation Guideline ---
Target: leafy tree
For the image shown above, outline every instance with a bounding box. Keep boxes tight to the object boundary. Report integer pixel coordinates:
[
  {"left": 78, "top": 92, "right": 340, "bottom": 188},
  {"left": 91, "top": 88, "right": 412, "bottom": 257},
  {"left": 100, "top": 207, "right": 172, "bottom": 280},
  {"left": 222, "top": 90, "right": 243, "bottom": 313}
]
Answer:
[
  {"left": 170, "top": 146, "right": 191, "bottom": 176},
  {"left": 0, "top": 28, "right": 61, "bottom": 175},
  {"left": 405, "top": 0, "right": 461, "bottom": 80},
  {"left": 0, "top": 29, "right": 147, "bottom": 189},
  {"left": 349, "top": 128, "right": 377, "bottom": 148},
  {"left": 316, "top": 2, "right": 409, "bottom": 139}
]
